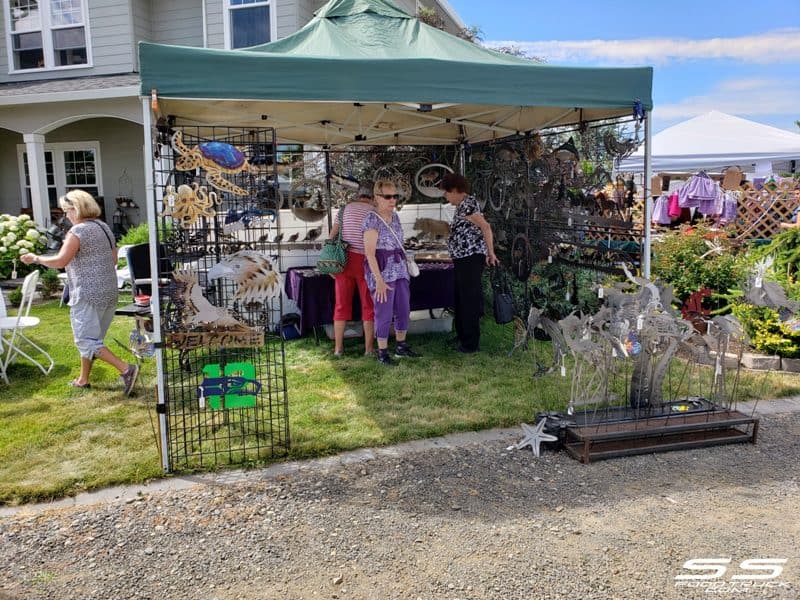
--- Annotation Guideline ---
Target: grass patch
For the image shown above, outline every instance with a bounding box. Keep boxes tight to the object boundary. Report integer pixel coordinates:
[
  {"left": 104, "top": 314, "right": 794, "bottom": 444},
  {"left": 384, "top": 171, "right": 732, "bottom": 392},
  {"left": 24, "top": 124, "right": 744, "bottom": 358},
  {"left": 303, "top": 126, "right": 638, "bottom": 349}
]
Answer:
[{"left": 3, "top": 298, "right": 800, "bottom": 505}]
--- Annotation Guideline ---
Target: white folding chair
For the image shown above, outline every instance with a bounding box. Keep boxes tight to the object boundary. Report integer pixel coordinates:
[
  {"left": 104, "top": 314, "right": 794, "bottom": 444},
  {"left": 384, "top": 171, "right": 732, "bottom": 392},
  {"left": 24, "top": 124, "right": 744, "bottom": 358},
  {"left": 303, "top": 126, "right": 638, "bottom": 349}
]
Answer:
[
  {"left": 0, "top": 271, "right": 55, "bottom": 377},
  {"left": 0, "top": 293, "right": 7, "bottom": 384}
]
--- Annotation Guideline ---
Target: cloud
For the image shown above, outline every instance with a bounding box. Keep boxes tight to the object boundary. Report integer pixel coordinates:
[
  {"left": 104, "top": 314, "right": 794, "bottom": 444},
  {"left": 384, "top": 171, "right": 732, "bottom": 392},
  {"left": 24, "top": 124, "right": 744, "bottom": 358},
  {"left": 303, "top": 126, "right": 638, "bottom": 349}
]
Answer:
[
  {"left": 654, "top": 77, "right": 800, "bottom": 121},
  {"left": 486, "top": 29, "right": 800, "bottom": 65}
]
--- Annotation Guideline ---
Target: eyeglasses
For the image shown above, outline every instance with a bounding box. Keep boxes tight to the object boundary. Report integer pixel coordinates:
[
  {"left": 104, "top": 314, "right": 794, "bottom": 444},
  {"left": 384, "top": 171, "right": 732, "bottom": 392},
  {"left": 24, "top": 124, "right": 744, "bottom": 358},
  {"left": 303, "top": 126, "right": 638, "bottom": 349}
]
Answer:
[{"left": 378, "top": 193, "right": 400, "bottom": 200}]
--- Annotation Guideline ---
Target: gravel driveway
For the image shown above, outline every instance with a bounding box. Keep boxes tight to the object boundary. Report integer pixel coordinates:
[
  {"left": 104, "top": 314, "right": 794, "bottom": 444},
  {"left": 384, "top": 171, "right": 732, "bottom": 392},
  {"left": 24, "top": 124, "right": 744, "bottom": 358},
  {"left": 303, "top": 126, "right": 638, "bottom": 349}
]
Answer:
[{"left": 1, "top": 405, "right": 798, "bottom": 600}]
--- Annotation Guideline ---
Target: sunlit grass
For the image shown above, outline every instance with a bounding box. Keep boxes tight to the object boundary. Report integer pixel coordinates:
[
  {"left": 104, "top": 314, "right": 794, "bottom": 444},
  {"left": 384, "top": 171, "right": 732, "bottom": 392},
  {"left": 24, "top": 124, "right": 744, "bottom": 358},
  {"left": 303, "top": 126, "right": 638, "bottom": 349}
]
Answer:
[{"left": 2, "top": 297, "right": 800, "bottom": 505}]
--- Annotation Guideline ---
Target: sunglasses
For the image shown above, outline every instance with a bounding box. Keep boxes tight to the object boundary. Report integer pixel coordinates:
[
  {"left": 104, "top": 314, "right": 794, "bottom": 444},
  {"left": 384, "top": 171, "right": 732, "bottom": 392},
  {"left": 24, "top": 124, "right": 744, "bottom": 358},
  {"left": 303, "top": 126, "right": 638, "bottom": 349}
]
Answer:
[{"left": 378, "top": 193, "right": 400, "bottom": 200}]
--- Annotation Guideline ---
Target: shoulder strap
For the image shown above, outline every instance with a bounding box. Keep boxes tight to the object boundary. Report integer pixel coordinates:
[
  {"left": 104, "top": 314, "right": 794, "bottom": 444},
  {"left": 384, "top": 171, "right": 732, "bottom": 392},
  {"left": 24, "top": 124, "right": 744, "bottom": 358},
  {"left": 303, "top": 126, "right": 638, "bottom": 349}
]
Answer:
[
  {"left": 375, "top": 213, "right": 407, "bottom": 258},
  {"left": 336, "top": 206, "right": 345, "bottom": 242},
  {"left": 92, "top": 219, "right": 114, "bottom": 249}
]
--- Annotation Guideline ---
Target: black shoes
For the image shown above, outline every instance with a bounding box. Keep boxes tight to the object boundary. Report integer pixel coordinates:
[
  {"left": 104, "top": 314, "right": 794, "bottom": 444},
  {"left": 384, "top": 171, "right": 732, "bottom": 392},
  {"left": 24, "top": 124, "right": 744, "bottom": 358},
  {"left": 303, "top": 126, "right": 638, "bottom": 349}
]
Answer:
[
  {"left": 394, "top": 342, "right": 421, "bottom": 358},
  {"left": 377, "top": 349, "right": 394, "bottom": 366},
  {"left": 455, "top": 344, "right": 478, "bottom": 354}
]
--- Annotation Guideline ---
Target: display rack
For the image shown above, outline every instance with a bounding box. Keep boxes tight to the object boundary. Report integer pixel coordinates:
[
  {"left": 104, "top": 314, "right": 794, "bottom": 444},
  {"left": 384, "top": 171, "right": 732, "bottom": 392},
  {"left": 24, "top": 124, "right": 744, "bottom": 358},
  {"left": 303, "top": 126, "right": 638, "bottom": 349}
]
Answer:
[{"left": 151, "top": 125, "right": 289, "bottom": 471}]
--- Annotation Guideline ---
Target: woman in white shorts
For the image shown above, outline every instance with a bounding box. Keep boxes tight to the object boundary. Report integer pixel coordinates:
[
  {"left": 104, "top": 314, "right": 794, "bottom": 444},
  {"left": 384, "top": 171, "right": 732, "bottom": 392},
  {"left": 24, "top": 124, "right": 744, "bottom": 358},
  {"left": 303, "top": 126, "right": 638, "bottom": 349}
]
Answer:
[{"left": 21, "top": 190, "right": 139, "bottom": 395}]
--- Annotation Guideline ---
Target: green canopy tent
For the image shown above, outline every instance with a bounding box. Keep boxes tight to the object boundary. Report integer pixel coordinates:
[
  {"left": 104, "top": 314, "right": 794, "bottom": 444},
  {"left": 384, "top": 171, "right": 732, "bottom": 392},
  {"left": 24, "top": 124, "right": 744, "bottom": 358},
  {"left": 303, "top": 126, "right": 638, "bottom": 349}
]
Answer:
[
  {"left": 139, "top": 0, "right": 653, "bottom": 147},
  {"left": 138, "top": 0, "right": 654, "bottom": 471}
]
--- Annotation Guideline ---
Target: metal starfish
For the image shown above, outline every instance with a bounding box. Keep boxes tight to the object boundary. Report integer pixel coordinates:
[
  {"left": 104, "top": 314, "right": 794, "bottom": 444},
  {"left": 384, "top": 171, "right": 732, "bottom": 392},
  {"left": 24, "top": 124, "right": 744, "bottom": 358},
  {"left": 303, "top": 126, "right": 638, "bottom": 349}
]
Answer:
[{"left": 515, "top": 420, "right": 558, "bottom": 457}]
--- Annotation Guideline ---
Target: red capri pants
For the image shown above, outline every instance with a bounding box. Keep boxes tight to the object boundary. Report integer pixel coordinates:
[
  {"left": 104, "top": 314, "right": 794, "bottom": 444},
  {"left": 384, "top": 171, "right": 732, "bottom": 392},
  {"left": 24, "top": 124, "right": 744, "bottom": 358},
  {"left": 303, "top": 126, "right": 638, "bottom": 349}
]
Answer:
[{"left": 333, "top": 250, "right": 375, "bottom": 321}]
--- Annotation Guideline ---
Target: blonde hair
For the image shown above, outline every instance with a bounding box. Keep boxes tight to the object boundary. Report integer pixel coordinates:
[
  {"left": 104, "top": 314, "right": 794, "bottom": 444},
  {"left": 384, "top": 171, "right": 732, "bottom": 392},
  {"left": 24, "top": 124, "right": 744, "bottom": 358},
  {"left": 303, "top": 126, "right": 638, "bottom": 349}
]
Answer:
[
  {"left": 373, "top": 179, "right": 397, "bottom": 198},
  {"left": 59, "top": 189, "right": 102, "bottom": 219}
]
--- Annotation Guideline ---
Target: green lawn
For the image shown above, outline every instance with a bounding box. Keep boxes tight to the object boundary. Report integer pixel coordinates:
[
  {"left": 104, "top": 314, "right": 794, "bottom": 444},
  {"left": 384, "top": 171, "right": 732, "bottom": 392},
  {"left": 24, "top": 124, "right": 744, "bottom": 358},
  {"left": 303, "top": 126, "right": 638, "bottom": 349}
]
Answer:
[{"left": 2, "top": 298, "right": 800, "bottom": 505}]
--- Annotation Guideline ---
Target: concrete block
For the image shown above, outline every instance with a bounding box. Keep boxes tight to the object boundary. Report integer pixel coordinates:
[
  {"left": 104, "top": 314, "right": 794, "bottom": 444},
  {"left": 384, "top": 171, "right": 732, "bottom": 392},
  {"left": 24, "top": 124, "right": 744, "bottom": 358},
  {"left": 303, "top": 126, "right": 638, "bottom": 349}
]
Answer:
[
  {"left": 780, "top": 357, "right": 800, "bottom": 372},
  {"left": 709, "top": 351, "right": 739, "bottom": 369},
  {"left": 740, "top": 352, "right": 781, "bottom": 370}
]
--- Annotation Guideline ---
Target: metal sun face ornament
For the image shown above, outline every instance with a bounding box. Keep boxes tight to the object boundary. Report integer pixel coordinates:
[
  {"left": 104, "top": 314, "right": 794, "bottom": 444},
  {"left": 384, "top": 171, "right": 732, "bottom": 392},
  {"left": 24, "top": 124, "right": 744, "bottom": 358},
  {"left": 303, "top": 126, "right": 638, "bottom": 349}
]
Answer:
[{"left": 171, "top": 130, "right": 253, "bottom": 196}]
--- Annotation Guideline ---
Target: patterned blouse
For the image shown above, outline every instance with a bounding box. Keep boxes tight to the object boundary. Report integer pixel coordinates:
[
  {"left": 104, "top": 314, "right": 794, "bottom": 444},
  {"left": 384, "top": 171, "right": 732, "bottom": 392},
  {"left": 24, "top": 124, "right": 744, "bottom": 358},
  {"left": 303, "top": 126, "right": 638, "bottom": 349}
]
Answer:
[
  {"left": 448, "top": 195, "right": 488, "bottom": 259},
  {"left": 361, "top": 211, "right": 409, "bottom": 290},
  {"left": 66, "top": 220, "right": 118, "bottom": 307}
]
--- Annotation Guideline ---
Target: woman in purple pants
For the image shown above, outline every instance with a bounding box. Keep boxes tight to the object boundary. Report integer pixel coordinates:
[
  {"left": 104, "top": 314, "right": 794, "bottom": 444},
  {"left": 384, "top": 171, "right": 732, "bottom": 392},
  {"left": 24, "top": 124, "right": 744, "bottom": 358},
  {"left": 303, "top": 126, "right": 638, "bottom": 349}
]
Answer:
[{"left": 362, "top": 179, "right": 421, "bottom": 366}]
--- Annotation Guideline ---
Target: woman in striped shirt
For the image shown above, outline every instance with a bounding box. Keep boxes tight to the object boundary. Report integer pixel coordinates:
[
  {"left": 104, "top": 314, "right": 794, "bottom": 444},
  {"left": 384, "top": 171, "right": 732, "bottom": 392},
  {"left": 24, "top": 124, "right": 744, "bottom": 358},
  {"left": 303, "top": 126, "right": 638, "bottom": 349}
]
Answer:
[{"left": 328, "top": 182, "right": 376, "bottom": 356}]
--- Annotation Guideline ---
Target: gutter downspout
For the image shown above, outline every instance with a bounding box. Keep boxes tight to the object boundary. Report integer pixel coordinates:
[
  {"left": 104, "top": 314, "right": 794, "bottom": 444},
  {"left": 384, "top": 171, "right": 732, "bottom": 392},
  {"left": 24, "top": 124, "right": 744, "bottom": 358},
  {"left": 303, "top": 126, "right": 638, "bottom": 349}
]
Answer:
[{"left": 202, "top": 0, "right": 208, "bottom": 47}]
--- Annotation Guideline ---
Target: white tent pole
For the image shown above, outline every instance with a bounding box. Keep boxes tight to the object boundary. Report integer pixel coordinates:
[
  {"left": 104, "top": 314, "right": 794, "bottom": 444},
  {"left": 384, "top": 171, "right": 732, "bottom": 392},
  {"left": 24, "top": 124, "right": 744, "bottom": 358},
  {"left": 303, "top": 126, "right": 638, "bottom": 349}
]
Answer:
[
  {"left": 643, "top": 110, "right": 652, "bottom": 279},
  {"left": 141, "top": 96, "right": 170, "bottom": 473}
]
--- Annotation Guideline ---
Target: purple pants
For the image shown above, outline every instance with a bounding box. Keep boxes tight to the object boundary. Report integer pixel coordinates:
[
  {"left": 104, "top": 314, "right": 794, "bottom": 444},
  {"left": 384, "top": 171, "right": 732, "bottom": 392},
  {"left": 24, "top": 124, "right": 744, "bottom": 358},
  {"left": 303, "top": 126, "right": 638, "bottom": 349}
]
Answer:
[{"left": 372, "top": 277, "right": 410, "bottom": 339}]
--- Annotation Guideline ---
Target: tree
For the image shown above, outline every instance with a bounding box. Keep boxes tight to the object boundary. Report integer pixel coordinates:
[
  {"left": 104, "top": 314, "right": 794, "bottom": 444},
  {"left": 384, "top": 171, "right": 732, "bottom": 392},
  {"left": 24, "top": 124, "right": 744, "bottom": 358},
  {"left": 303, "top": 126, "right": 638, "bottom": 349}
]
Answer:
[{"left": 416, "top": 4, "right": 482, "bottom": 43}]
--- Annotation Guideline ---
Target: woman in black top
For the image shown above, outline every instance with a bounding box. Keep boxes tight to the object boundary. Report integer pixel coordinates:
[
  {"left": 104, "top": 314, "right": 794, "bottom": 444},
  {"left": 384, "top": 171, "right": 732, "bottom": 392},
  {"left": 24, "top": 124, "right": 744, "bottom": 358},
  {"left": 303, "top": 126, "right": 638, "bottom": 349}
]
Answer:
[{"left": 442, "top": 173, "right": 499, "bottom": 353}]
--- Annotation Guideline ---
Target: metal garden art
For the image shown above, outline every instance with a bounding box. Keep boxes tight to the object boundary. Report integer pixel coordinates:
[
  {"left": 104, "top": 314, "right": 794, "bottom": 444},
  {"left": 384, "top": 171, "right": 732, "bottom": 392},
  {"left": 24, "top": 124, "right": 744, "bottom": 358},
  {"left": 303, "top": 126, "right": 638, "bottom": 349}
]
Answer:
[
  {"left": 513, "top": 268, "right": 760, "bottom": 462},
  {"left": 207, "top": 251, "right": 283, "bottom": 306},
  {"left": 161, "top": 183, "right": 219, "bottom": 227},
  {"left": 171, "top": 130, "right": 255, "bottom": 196}
]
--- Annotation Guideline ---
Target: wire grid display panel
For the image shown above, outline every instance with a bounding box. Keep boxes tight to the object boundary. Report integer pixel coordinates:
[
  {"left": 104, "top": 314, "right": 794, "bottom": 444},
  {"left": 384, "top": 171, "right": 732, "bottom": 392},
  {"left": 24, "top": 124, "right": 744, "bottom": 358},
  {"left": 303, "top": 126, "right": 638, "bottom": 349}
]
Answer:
[{"left": 154, "top": 125, "right": 289, "bottom": 470}]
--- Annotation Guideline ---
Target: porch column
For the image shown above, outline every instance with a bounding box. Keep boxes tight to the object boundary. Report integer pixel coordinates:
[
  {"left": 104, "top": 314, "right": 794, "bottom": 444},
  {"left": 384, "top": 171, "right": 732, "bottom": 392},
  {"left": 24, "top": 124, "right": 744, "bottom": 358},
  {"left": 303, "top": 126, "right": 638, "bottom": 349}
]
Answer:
[{"left": 23, "top": 133, "right": 50, "bottom": 227}]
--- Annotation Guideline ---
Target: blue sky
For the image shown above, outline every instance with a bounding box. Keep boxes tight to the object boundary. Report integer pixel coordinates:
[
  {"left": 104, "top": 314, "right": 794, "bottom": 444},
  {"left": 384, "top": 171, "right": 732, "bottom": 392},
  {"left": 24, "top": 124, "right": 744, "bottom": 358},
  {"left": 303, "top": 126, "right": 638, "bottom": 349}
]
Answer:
[{"left": 447, "top": 0, "right": 800, "bottom": 134}]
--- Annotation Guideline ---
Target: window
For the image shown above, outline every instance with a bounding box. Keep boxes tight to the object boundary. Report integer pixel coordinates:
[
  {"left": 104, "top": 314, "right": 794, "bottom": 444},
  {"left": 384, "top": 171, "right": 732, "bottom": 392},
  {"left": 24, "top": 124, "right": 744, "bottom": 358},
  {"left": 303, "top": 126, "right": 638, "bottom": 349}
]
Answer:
[
  {"left": 225, "top": 0, "right": 273, "bottom": 49},
  {"left": 18, "top": 142, "right": 102, "bottom": 215},
  {"left": 21, "top": 150, "right": 56, "bottom": 209},
  {"left": 6, "top": 0, "right": 90, "bottom": 71}
]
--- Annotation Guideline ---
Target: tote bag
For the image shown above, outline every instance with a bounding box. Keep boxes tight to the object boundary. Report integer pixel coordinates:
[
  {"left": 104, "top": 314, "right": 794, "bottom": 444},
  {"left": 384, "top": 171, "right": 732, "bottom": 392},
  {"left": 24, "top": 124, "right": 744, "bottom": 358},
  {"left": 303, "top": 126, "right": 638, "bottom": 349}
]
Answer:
[
  {"left": 317, "top": 208, "right": 348, "bottom": 274},
  {"left": 491, "top": 267, "right": 514, "bottom": 325}
]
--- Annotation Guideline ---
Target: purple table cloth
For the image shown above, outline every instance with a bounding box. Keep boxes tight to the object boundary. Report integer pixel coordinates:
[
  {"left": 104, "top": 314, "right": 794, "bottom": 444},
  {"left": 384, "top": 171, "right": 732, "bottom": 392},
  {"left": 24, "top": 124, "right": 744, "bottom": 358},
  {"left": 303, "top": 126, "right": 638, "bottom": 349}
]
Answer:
[{"left": 285, "top": 263, "right": 455, "bottom": 334}]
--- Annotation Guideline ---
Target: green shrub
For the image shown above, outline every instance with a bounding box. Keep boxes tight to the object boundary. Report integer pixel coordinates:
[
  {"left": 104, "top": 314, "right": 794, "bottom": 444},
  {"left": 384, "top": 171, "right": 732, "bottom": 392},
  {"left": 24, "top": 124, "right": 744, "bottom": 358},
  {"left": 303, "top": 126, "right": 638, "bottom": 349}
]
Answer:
[
  {"left": 39, "top": 268, "right": 62, "bottom": 298},
  {"left": 117, "top": 222, "right": 151, "bottom": 247},
  {"left": 731, "top": 302, "right": 800, "bottom": 357},
  {"left": 745, "top": 228, "right": 800, "bottom": 301},
  {"left": 8, "top": 285, "right": 22, "bottom": 307},
  {"left": 651, "top": 224, "right": 746, "bottom": 309}
]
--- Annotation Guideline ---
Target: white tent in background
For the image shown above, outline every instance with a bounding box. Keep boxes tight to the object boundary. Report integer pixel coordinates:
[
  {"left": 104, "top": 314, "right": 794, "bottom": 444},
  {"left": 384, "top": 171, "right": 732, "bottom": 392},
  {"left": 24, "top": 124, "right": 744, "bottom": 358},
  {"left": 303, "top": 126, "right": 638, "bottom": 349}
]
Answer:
[{"left": 620, "top": 110, "right": 800, "bottom": 173}]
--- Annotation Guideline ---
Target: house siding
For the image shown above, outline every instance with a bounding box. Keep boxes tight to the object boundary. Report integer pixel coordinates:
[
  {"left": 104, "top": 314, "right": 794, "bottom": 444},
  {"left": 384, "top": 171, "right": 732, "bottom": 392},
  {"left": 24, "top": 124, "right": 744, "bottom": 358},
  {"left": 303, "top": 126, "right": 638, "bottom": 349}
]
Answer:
[
  {"left": 131, "top": 0, "right": 152, "bottom": 70},
  {"left": 204, "top": 0, "right": 222, "bottom": 48},
  {"left": 277, "top": 0, "right": 299, "bottom": 39},
  {"left": 297, "top": 0, "right": 316, "bottom": 28},
  {"left": 0, "top": 128, "right": 24, "bottom": 214},
  {"left": 0, "top": 0, "right": 136, "bottom": 83},
  {"left": 151, "top": 0, "right": 204, "bottom": 47}
]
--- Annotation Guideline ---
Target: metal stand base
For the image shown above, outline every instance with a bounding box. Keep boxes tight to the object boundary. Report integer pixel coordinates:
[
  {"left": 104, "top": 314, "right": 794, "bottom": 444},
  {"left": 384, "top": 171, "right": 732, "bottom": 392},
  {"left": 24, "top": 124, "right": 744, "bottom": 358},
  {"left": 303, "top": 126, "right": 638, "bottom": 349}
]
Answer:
[{"left": 551, "top": 400, "right": 759, "bottom": 463}]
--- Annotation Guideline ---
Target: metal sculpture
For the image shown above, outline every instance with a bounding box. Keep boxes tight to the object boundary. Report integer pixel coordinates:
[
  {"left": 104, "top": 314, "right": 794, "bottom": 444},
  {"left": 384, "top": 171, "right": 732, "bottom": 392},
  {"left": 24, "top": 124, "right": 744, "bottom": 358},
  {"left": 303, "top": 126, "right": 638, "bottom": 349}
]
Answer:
[
  {"left": 515, "top": 419, "right": 558, "bottom": 457},
  {"left": 207, "top": 251, "right": 282, "bottom": 305},
  {"left": 161, "top": 183, "right": 218, "bottom": 227},
  {"left": 171, "top": 131, "right": 253, "bottom": 196},
  {"left": 414, "top": 163, "right": 453, "bottom": 198}
]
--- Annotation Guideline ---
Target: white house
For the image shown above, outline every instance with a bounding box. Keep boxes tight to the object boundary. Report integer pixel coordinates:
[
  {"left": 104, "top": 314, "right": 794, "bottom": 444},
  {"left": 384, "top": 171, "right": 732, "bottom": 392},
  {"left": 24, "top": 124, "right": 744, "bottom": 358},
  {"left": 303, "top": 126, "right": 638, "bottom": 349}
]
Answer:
[{"left": 0, "top": 0, "right": 465, "bottom": 230}]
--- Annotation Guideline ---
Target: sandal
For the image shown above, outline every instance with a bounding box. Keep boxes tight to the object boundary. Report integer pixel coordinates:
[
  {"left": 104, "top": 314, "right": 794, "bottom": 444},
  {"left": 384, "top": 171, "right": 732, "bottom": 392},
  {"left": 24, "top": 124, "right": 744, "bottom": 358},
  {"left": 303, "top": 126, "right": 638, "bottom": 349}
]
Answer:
[{"left": 69, "top": 380, "right": 91, "bottom": 389}]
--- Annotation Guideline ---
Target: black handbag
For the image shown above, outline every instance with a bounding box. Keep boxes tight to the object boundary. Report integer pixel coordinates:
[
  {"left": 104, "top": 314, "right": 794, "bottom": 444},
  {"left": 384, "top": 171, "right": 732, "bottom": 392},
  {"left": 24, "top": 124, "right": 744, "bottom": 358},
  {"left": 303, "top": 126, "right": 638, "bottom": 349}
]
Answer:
[{"left": 491, "top": 267, "right": 514, "bottom": 325}]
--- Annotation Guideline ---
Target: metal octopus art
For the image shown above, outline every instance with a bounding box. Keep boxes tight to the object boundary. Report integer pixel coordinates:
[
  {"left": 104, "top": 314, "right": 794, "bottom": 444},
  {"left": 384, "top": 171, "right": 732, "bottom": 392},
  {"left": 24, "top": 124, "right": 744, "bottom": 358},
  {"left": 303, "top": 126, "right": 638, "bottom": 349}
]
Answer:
[
  {"left": 161, "top": 183, "right": 219, "bottom": 227},
  {"left": 171, "top": 131, "right": 254, "bottom": 196}
]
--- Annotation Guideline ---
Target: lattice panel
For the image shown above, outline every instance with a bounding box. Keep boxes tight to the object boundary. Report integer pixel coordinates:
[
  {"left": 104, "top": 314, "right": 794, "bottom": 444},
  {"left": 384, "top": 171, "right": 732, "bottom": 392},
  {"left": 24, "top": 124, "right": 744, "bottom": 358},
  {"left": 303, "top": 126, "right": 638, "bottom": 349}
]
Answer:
[{"left": 732, "top": 180, "right": 800, "bottom": 240}]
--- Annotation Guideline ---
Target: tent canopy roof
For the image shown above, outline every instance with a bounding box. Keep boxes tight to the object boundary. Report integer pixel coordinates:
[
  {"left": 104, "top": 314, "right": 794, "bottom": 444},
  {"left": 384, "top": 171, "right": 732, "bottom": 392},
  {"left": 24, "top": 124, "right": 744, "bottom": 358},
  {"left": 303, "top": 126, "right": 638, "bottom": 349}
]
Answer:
[
  {"left": 620, "top": 111, "right": 800, "bottom": 173},
  {"left": 139, "top": 0, "right": 653, "bottom": 146}
]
